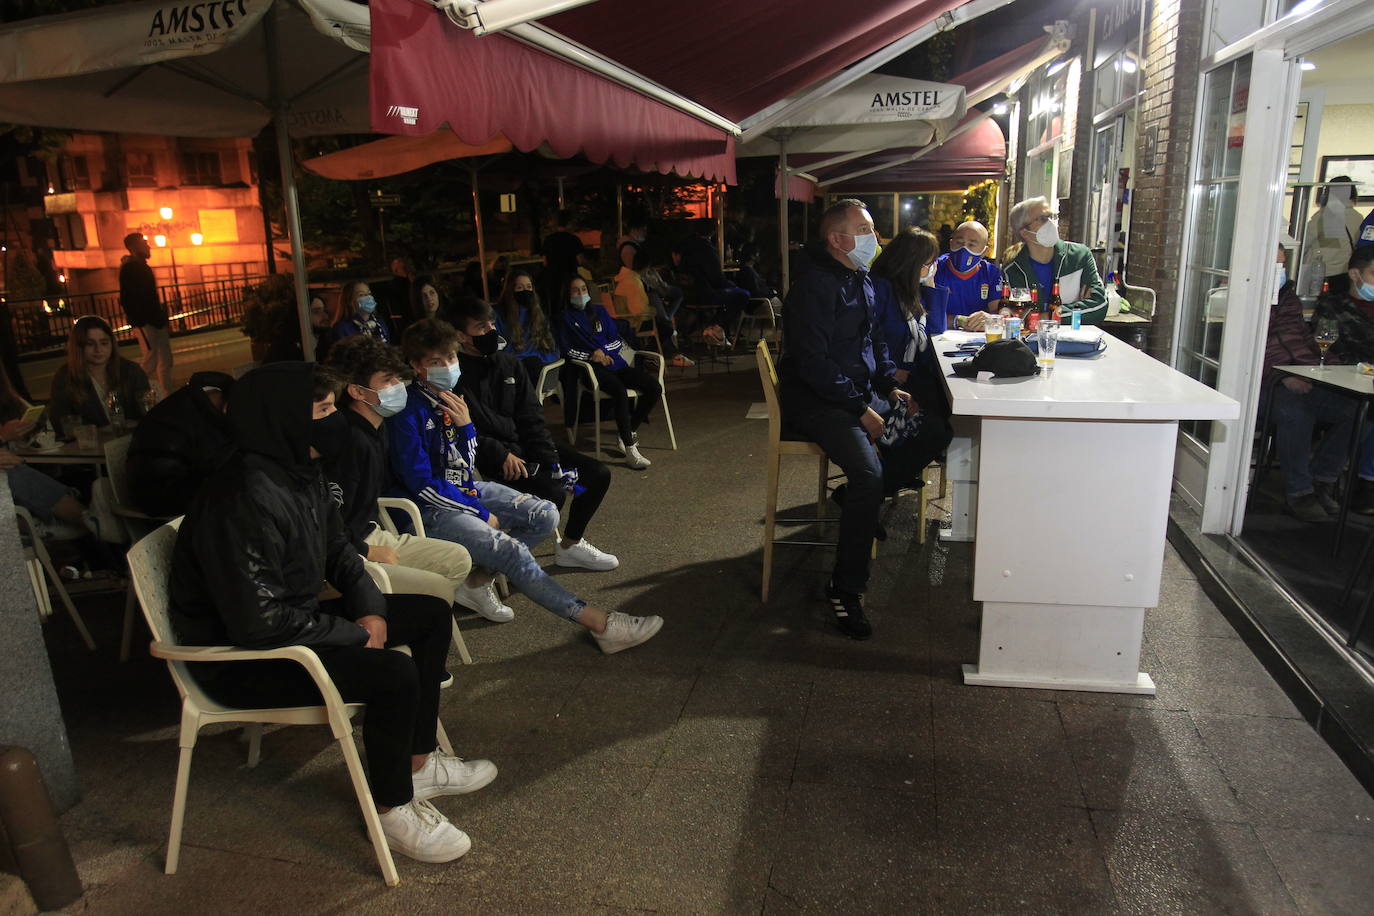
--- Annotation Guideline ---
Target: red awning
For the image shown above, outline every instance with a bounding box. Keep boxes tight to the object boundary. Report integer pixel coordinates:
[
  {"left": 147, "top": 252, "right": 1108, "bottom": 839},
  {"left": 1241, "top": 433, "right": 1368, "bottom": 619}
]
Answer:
[
  {"left": 817, "top": 116, "right": 1006, "bottom": 192},
  {"left": 369, "top": 0, "right": 735, "bottom": 183},
  {"left": 958, "top": 35, "right": 1063, "bottom": 104},
  {"left": 544, "top": 0, "right": 968, "bottom": 124}
]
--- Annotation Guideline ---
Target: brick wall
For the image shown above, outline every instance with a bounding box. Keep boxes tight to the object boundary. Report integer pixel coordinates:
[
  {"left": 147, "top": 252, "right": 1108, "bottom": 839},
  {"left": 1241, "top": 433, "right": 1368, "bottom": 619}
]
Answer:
[{"left": 1124, "top": 0, "right": 1205, "bottom": 361}]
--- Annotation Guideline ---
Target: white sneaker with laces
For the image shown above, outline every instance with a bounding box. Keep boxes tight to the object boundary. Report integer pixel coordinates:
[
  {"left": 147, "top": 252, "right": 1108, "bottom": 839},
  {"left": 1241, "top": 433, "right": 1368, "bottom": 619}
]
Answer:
[
  {"left": 412, "top": 750, "right": 498, "bottom": 801},
  {"left": 554, "top": 538, "right": 620, "bottom": 571},
  {"left": 453, "top": 581, "right": 515, "bottom": 622},
  {"left": 592, "top": 611, "right": 664, "bottom": 654},
  {"left": 623, "top": 444, "right": 651, "bottom": 470},
  {"left": 380, "top": 799, "right": 471, "bottom": 863}
]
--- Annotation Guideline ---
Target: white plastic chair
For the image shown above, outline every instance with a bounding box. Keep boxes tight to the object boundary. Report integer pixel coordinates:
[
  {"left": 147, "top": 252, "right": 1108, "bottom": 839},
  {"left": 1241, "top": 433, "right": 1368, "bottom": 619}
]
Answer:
[
  {"left": 567, "top": 344, "right": 677, "bottom": 458},
  {"left": 103, "top": 435, "right": 176, "bottom": 661},
  {"left": 375, "top": 497, "right": 472, "bottom": 665},
  {"left": 15, "top": 507, "right": 94, "bottom": 650},
  {"left": 733, "top": 297, "right": 779, "bottom": 351},
  {"left": 535, "top": 358, "right": 565, "bottom": 405},
  {"left": 128, "top": 518, "right": 453, "bottom": 887}
]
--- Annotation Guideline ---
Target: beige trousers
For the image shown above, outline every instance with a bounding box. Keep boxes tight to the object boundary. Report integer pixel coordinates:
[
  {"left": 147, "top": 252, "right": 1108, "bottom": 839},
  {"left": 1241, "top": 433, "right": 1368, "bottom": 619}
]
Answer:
[{"left": 362, "top": 527, "right": 472, "bottom": 602}]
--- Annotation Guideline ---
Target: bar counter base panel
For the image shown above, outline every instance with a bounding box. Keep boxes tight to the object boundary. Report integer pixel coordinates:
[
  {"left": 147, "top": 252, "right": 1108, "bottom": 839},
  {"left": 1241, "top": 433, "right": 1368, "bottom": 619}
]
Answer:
[{"left": 961, "top": 663, "right": 1157, "bottom": 695}]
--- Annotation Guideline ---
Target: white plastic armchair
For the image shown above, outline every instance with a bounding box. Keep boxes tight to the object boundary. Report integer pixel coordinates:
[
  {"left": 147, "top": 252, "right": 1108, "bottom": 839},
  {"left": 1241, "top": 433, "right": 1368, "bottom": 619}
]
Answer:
[
  {"left": 373, "top": 497, "right": 472, "bottom": 665},
  {"left": 104, "top": 434, "right": 176, "bottom": 662},
  {"left": 535, "top": 358, "right": 565, "bottom": 405},
  {"left": 567, "top": 343, "right": 677, "bottom": 458},
  {"left": 127, "top": 518, "right": 447, "bottom": 887}
]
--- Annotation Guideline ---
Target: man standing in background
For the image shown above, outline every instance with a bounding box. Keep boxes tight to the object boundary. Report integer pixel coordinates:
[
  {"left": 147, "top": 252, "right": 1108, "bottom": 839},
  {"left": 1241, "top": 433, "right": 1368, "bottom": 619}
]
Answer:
[{"left": 119, "top": 232, "right": 174, "bottom": 398}]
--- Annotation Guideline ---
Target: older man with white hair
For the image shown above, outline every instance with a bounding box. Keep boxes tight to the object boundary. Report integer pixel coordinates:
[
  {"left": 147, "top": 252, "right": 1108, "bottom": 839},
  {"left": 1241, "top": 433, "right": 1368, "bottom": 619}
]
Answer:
[
  {"left": 1001, "top": 196, "right": 1107, "bottom": 325},
  {"left": 932, "top": 220, "right": 1003, "bottom": 332}
]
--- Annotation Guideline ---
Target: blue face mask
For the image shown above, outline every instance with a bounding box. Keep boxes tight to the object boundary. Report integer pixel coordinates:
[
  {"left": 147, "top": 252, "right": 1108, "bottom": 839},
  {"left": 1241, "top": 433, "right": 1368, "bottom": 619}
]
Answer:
[
  {"left": 952, "top": 248, "right": 980, "bottom": 272},
  {"left": 425, "top": 360, "right": 461, "bottom": 392},
  {"left": 1357, "top": 281, "right": 1374, "bottom": 302},
  {"left": 357, "top": 294, "right": 378, "bottom": 315},
  {"left": 367, "top": 382, "right": 408, "bottom": 418},
  {"left": 846, "top": 232, "right": 878, "bottom": 270}
]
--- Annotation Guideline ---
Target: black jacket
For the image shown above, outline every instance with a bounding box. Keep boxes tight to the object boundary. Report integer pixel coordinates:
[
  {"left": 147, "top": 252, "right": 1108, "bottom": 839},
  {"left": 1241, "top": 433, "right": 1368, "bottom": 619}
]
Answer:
[
  {"left": 169, "top": 362, "right": 383, "bottom": 649},
  {"left": 119, "top": 255, "right": 167, "bottom": 328},
  {"left": 323, "top": 409, "right": 388, "bottom": 556},
  {"left": 456, "top": 350, "right": 559, "bottom": 478},
  {"left": 127, "top": 371, "right": 235, "bottom": 517},
  {"left": 778, "top": 241, "right": 896, "bottom": 418},
  {"left": 1317, "top": 289, "right": 1374, "bottom": 364}
]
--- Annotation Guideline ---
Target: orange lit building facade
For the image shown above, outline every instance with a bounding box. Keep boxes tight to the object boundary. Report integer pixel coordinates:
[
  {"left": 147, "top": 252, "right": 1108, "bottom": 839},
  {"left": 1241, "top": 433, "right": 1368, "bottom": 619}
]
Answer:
[{"left": 23, "top": 132, "right": 268, "bottom": 295}]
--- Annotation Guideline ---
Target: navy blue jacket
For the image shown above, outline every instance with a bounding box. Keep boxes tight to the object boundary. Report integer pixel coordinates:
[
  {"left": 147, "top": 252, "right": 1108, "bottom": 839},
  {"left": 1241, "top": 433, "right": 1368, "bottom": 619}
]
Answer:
[
  {"left": 384, "top": 382, "right": 488, "bottom": 522},
  {"left": 871, "top": 274, "right": 951, "bottom": 418},
  {"left": 557, "top": 304, "right": 628, "bottom": 370},
  {"left": 778, "top": 242, "right": 896, "bottom": 418}
]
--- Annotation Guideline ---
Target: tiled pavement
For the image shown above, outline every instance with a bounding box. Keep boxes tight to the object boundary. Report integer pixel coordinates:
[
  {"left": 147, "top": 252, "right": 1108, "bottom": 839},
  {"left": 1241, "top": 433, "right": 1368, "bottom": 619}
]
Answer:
[{"left": 38, "top": 362, "right": 1374, "bottom": 914}]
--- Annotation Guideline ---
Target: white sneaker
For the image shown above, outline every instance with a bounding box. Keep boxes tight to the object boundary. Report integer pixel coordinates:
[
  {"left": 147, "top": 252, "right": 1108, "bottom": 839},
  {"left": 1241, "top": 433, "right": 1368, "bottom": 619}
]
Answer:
[
  {"left": 412, "top": 751, "right": 498, "bottom": 802},
  {"left": 380, "top": 799, "right": 471, "bottom": 863},
  {"left": 453, "top": 581, "right": 515, "bottom": 622},
  {"left": 554, "top": 538, "right": 620, "bottom": 571},
  {"left": 623, "top": 444, "right": 651, "bottom": 470},
  {"left": 592, "top": 611, "right": 664, "bottom": 655}
]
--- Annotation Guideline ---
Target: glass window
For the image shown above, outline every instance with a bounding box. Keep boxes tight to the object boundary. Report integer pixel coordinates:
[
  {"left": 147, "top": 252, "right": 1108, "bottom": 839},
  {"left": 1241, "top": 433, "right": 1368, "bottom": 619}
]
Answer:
[
  {"left": 126, "top": 152, "right": 156, "bottom": 188},
  {"left": 180, "top": 151, "right": 222, "bottom": 187},
  {"left": 1175, "top": 56, "right": 1252, "bottom": 449},
  {"left": 898, "top": 194, "right": 930, "bottom": 231},
  {"left": 1027, "top": 65, "right": 1068, "bottom": 150},
  {"left": 1205, "top": 0, "right": 1265, "bottom": 58}
]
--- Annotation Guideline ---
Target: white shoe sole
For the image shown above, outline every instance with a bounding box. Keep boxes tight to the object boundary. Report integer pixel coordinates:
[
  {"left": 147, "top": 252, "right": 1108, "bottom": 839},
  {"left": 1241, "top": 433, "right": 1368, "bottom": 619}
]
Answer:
[
  {"left": 454, "top": 593, "right": 515, "bottom": 623},
  {"left": 554, "top": 553, "right": 620, "bottom": 571},
  {"left": 385, "top": 831, "right": 472, "bottom": 863},
  {"left": 595, "top": 616, "right": 664, "bottom": 655},
  {"left": 413, "top": 761, "right": 499, "bottom": 802}
]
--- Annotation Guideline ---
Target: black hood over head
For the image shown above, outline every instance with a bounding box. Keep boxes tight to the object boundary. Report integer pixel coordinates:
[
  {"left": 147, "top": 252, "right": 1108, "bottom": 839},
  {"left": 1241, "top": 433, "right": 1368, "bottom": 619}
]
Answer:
[{"left": 228, "top": 361, "right": 315, "bottom": 468}]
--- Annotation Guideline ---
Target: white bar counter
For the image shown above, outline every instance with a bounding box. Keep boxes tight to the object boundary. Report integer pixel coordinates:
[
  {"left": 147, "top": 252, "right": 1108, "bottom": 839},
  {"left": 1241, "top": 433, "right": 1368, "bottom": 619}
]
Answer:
[{"left": 935, "top": 331, "right": 1238, "bottom": 694}]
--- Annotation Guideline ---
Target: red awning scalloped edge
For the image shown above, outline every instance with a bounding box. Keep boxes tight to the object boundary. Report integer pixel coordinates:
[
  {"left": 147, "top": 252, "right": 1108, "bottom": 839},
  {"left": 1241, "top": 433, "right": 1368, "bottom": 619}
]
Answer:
[{"left": 368, "top": 0, "right": 736, "bottom": 184}]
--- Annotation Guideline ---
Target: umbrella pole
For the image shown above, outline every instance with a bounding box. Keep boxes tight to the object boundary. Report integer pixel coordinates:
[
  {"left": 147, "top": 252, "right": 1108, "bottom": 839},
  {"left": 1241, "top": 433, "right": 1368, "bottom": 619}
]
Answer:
[
  {"left": 716, "top": 184, "right": 725, "bottom": 268},
  {"left": 616, "top": 184, "right": 623, "bottom": 243},
  {"left": 779, "top": 136, "right": 790, "bottom": 296},
  {"left": 471, "top": 166, "right": 489, "bottom": 301},
  {"left": 265, "top": 7, "right": 314, "bottom": 361}
]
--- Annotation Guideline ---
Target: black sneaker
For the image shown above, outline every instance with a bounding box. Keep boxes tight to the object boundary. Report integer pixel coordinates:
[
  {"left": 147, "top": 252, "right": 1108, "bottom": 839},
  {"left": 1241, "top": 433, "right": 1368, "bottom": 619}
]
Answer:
[
  {"left": 830, "top": 484, "right": 887, "bottom": 541},
  {"left": 1354, "top": 479, "right": 1374, "bottom": 516},
  {"left": 826, "top": 580, "right": 872, "bottom": 640},
  {"left": 1313, "top": 481, "right": 1341, "bottom": 515}
]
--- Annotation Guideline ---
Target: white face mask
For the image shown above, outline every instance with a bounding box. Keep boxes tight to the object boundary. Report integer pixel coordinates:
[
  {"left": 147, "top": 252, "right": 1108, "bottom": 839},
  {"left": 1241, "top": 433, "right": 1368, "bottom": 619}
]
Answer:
[
  {"left": 845, "top": 231, "right": 878, "bottom": 270},
  {"left": 921, "top": 263, "right": 936, "bottom": 282},
  {"left": 1033, "top": 219, "right": 1060, "bottom": 247}
]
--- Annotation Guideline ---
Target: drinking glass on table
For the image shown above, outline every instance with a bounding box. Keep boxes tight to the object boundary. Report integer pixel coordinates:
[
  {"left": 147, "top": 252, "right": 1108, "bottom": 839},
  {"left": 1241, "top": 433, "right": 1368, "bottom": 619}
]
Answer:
[
  {"left": 984, "top": 313, "right": 1005, "bottom": 342},
  {"left": 1037, "top": 320, "right": 1060, "bottom": 374},
  {"left": 106, "top": 391, "right": 126, "bottom": 433},
  {"left": 61, "top": 414, "right": 81, "bottom": 441},
  {"left": 1314, "top": 317, "right": 1339, "bottom": 368},
  {"left": 1008, "top": 287, "right": 1033, "bottom": 312}
]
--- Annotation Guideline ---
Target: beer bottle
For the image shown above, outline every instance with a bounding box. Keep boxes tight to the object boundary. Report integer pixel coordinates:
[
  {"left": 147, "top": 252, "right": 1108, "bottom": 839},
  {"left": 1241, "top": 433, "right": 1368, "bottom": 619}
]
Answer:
[
  {"left": 1049, "top": 282, "right": 1063, "bottom": 322},
  {"left": 1026, "top": 289, "right": 1041, "bottom": 331}
]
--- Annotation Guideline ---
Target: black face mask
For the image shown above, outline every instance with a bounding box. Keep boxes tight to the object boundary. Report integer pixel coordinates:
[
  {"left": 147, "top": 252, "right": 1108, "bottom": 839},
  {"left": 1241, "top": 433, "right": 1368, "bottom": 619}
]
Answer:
[
  {"left": 472, "top": 329, "right": 501, "bottom": 356},
  {"left": 513, "top": 290, "right": 535, "bottom": 309},
  {"left": 309, "top": 410, "right": 349, "bottom": 463}
]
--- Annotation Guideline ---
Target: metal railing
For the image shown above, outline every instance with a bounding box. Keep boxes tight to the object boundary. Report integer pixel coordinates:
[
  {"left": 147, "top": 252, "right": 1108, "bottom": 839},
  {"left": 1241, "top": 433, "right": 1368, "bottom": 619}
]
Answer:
[{"left": 3, "top": 276, "right": 267, "bottom": 357}]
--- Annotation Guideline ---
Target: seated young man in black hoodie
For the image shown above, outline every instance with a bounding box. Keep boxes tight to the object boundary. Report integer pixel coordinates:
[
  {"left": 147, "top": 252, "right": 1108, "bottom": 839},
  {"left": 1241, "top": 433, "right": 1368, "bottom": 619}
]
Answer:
[
  {"left": 126, "top": 370, "right": 236, "bottom": 518},
  {"left": 169, "top": 362, "right": 495, "bottom": 865},
  {"left": 324, "top": 335, "right": 476, "bottom": 608},
  {"left": 448, "top": 296, "right": 618, "bottom": 572}
]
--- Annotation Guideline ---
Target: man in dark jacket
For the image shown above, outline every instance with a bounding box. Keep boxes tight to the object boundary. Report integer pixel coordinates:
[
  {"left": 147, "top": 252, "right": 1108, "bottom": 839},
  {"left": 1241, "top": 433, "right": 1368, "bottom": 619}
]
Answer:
[
  {"left": 126, "top": 370, "right": 235, "bottom": 517},
  {"left": 1264, "top": 241, "right": 1355, "bottom": 521},
  {"left": 119, "top": 232, "right": 174, "bottom": 397},
  {"left": 778, "top": 199, "right": 920, "bottom": 640},
  {"left": 324, "top": 335, "right": 474, "bottom": 604},
  {"left": 448, "top": 296, "right": 618, "bottom": 571},
  {"left": 169, "top": 361, "right": 494, "bottom": 864}
]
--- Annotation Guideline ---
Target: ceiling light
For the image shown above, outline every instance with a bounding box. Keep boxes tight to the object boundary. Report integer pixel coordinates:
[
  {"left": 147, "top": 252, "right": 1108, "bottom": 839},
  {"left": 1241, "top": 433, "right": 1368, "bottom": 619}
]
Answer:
[
  {"left": 1299, "top": 60, "right": 1317, "bottom": 71},
  {"left": 992, "top": 102, "right": 1009, "bottom": 115}
]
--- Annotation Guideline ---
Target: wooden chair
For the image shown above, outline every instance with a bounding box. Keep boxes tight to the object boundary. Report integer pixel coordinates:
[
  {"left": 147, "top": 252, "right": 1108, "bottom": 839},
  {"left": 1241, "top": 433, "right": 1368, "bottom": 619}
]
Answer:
[
  {"left": 127, "top": 519, "right": 454, "bottom": 887},
  {"left": 756, "top": 340, "right": 838, "bottom": 602}
]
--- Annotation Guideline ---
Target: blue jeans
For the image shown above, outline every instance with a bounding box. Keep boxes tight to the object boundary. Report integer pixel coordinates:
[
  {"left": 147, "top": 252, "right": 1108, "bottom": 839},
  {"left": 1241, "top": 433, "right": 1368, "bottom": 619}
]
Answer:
[
  {"left": 7, "top": 463, "right": 74, "bottom": 521},
  {"left": 420, "top": 480, "right": 585, "bottom": 621},
  {"left": 1267, "top": 384, "right": 1356, "bottom": 497}
]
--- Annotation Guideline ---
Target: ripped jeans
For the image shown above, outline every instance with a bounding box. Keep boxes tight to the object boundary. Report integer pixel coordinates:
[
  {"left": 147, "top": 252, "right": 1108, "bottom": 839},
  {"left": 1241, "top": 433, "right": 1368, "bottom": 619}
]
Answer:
[{"left": 420, "top": 480, "right": 586, "bottom": 621}]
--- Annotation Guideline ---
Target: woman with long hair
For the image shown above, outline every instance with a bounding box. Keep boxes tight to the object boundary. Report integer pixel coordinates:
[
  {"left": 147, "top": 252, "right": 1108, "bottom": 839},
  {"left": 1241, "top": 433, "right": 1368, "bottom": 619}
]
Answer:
[
  {"left": 333, "top": 280, "right": 393, "bottom": 344},
  {"left": 554, "top": 275, "right": 660, "bottom": 470},
  {"left": 48, "top": 315, "right": 152, "bottom": 436},
  {"left": 495, "top": 268, "right": 561, "bottom": 383},
  {"left": 0, "top": 362, "right": 92, "bottom": 530},
  {"left": 867, "top": 227, "right": 953, "bottom": 497},
  {"left": 411, "top": 274, "right": 445, "bottom": 323}
]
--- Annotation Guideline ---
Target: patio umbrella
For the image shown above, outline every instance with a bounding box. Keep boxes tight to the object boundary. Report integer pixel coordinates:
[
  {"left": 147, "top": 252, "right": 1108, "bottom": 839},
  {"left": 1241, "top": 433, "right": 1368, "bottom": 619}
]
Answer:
[{"left": 0, "top": 0, "right": 373, "bottom": 359}]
